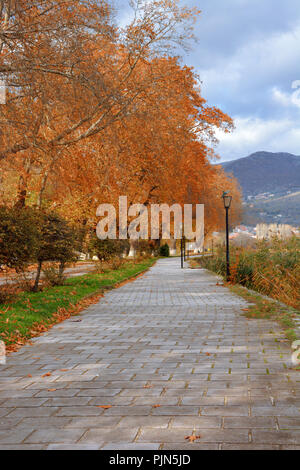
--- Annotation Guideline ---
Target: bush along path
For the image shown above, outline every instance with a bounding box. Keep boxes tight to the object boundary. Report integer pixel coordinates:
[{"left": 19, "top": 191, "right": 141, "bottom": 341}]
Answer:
[
  {"left": 192, "top": 238, "right": 300, "bottom": 310},
  {"left": 0, "top": 258, "right": 157, "bottom": 351}
]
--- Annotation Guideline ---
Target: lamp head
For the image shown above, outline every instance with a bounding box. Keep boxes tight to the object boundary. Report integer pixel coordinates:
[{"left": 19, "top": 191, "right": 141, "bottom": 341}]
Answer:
[{"left": 222, "top": 191, "right": 232, "bottom": 209}]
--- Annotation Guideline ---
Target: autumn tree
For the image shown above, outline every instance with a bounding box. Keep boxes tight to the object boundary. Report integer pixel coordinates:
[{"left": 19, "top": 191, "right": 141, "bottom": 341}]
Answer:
[
  {"left": 0, "top": 0, "right": 199, "bottom": 168},
  {"left": 0, "top": 1, "right": 242, "bottom": 246}
]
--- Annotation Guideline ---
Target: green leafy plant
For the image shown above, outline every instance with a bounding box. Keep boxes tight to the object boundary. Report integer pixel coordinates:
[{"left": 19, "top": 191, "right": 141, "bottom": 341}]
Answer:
[
  {"left": 89, "top": 237, "right": 129, "bottom": 262},
  {"left": 194, "top": 237, "right": 300, "bottom": 309},
  {"left": 33, "top": 212, "right": 79, "bottom": 291},
  {"left": 0, "top": 206, "right": 40, "bottom": 271},
  {"left": 159, "top": 243, "right": 170, "bottom": 257}
]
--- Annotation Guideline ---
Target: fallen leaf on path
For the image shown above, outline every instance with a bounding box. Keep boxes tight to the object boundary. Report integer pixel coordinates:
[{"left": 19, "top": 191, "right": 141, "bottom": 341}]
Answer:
[
  {"left": 97, "top": 405, "right": 112, "bottom": 409},
  {"left": 152, "top": 404, "right": 161, "bottom": 408},
  {"left": 143, "top": 384, "right": 153, "bottom": 388},
  {"left": 60, "top": 369, "right": 69, "bottom": 372},
  {"left": 185, "top": 435, "right": 201, "bottom": 442},
  {"left": 41, "top": 372, "right": 52, "bottom": 378},
  {"left": 47, "top": 388, "right": 57, "bottom": 392}
]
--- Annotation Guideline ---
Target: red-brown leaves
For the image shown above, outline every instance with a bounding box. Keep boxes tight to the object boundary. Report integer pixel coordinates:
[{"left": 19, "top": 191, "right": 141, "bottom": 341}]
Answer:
[
  {"left": 185, "top": 435, "right": 201, "bottom": 442},
  {"left": 41, "top": 372, "right": 52, "bottom": 378}
]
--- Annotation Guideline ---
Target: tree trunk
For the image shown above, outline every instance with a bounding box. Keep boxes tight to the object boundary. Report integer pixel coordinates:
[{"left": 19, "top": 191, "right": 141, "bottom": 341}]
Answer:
[
  {"left": 59, "top": 261, "right": 65, "bottom": 277},
  {"left": 15, "top": 175, "right": 27, "bottom": 208},
  {"left": 32, "top": 260, "right": 42, "bottom": 292}
]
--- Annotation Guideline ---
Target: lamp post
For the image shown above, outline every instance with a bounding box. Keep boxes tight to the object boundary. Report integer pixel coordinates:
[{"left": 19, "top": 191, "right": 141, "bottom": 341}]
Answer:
[
  {"left": 180, "top": 223, "right": 184, "bottom": 269},
  {"left": 180, "top": 237, "right": 184, "bottom": 268},
  {"left": 222, "top": 191, "right": 232, "bottom": 281}
]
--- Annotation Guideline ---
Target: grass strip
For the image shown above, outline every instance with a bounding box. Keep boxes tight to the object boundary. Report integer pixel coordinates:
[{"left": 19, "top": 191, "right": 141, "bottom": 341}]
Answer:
[
  {"left": 0, "top": 258, "right": 157, "bottom": 350},
  {"left": 229, "top": 284, "right": 300, "bottom": 343}
]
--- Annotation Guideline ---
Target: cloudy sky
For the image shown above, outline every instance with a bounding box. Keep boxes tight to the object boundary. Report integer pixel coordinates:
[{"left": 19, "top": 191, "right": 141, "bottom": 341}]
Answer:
[{"left": 117, "top": 0, "right": 300, "bottom": 162}]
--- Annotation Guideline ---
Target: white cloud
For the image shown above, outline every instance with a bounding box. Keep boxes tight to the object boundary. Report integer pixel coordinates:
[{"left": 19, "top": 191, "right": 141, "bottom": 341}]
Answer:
[
  {"left": 272, "top": 83, "right": 300, "bottom": 108},
  {"left": 215, "top": 116, "right": 300, "bottom": 161},
  {"left": 199, "top": 21, "right": 300, "bottom": 115}
]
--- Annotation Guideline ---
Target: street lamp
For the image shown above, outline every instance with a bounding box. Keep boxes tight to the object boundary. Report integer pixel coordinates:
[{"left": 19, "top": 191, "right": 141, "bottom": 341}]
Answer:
[
  {"left": 179, "top": 223, "right": 184, "bottom": 269},
  {"left": 222, "top": 191, "right": 232, "bottom": 281}
]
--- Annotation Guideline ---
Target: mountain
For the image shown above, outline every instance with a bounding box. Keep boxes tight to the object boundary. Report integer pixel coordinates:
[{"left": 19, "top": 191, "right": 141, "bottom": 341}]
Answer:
[
  {"left": 221, "top": 151, "right": 300, "bottom": 197},
  {"left": 220, "top": 151, "right": 300, "bottom": 226}
]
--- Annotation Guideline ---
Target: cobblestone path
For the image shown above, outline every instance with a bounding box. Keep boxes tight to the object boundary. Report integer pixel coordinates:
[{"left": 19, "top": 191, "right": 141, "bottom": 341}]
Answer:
[{"left": 0, "top": 258, "right": 299, "bottom": 449}]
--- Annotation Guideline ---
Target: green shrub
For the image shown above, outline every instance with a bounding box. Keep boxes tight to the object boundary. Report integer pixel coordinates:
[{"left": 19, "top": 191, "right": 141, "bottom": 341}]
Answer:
[
  {"left": 159, "top": 243, "right": 170, "bottom": 257},
  {"left": 0, "top": 206, "right": 40, "bottom": 271},
  {"left": 89, "top": 237, "right": 129, "bottom": 261},
  {"left": 33, "top": 212, "right": 79, "bottom": 291},
  {"left": 42, "top": 266, "right": 66, "bottom": 287},
  {"left": 196, "top": 237, "right": 300, "bottom": 309}
]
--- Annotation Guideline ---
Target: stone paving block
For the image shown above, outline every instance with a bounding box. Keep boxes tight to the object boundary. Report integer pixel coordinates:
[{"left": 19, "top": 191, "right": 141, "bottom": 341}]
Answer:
[
  {"left": 151, "top": 406, "right": 200, "bottom": 416},
  {"left": 8, "top": 407, "right": 59, "bottom": 418},
  {"left": 15, "top": 417, "right": 71, "bottom": 428},
  {"left": 0, "top": 444, "right": 46, "bottom": 450},
  {"left": 200, "top": 406, "right": 249, "bottom": 416},
  {"left": 192, "top": 429, "right": 250, "bottom": 443},
  {"left": 162, "top": 443, "right": 219, "bottom": 450},
  {"left": 117, "top": 416, "right": 170, "bottom": 428},
  {"left": 137, "top": 428, "right": 194, "bottom": 443},
  {"left": 0, "top": 417, "right": 23, "bottom": 430},
  {"left": 133, "top": 397, "right": 179, "bottom": 405},
  {"left": 34, "top": 389, "right": 81, "bottom": 398},
  {"left": 277, "top": 417, "right": 300, "bottom": 429},
  {"left": 223, "top": 417, "right": 276, "bottom": 428},
  {"left": 55, "top": 406, "right": 104, "bottom": 417},
  {"left": 171, "top": 416, "right": 221, "bottom": 428},
  {"left": 47, "top": 444, "right": 101, "bottom": 450},
  {"left": 25, "top": 428, "right": 85, "bottom": 444},
  {"left": 0, "top": 398, "right": 48, "bottom": 408},
  {"left": 0, "top": 408, "right": 12, "bottom": 418},
  {"left": 79, "top": 427, "right": 139, "bottom": 444},
  {"left": 119, "top": 388, "right": 164, "bottom": 397},
  {"left": 221, "top": 444, "right": 280, "bottom": 450},
  {"left": 278, "top": 445, "right": 300, "bottom": 450},
  {"left": 88, "top": 396, "right": 133, "bottom": 406},
  {"left": 251, "top": 406, "right": 300, "bottom": 416},
  {"left": 65, "top": 416, "right": 121, "bottom": 428},
  {"left": 0, "top": 429, "right": 34, "bottom": 444},
  {"left": 42, "top": 397, "right": 91, "bottom": 407},
  {"left": 101, "top": 443, "right": 160, "bottom": 450},
  {"left": 104, "top": 406, "right": 153, "bottom": 416},
  {"left": 0, "top": 390, "right": 37, "bottom": 399},
  {"left": 252, "top": 430, "right": 300, "bottom": 445},
  {"left": 181, "top": 397, "right": 224, "bottom": 406},
  {"left": 66, "top": 381, "right": 110, "bottom": 389}
]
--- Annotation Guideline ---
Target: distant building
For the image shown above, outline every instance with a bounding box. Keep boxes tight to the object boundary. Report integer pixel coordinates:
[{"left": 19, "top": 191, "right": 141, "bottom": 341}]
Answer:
[{"left": 256, "top": 223, "right": 297, "bottom": 240}]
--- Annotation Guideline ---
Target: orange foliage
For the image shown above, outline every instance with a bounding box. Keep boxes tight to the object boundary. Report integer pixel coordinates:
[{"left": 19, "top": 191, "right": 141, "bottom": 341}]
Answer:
[{"left": 0, "top": 1, "right": 242, "bottom": 237}]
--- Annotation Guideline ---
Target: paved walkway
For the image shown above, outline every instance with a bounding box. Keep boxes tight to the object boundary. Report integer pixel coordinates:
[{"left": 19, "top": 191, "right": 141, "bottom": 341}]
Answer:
[{"left": 0, "top": 258, "right": 299, "bottom": 450}]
